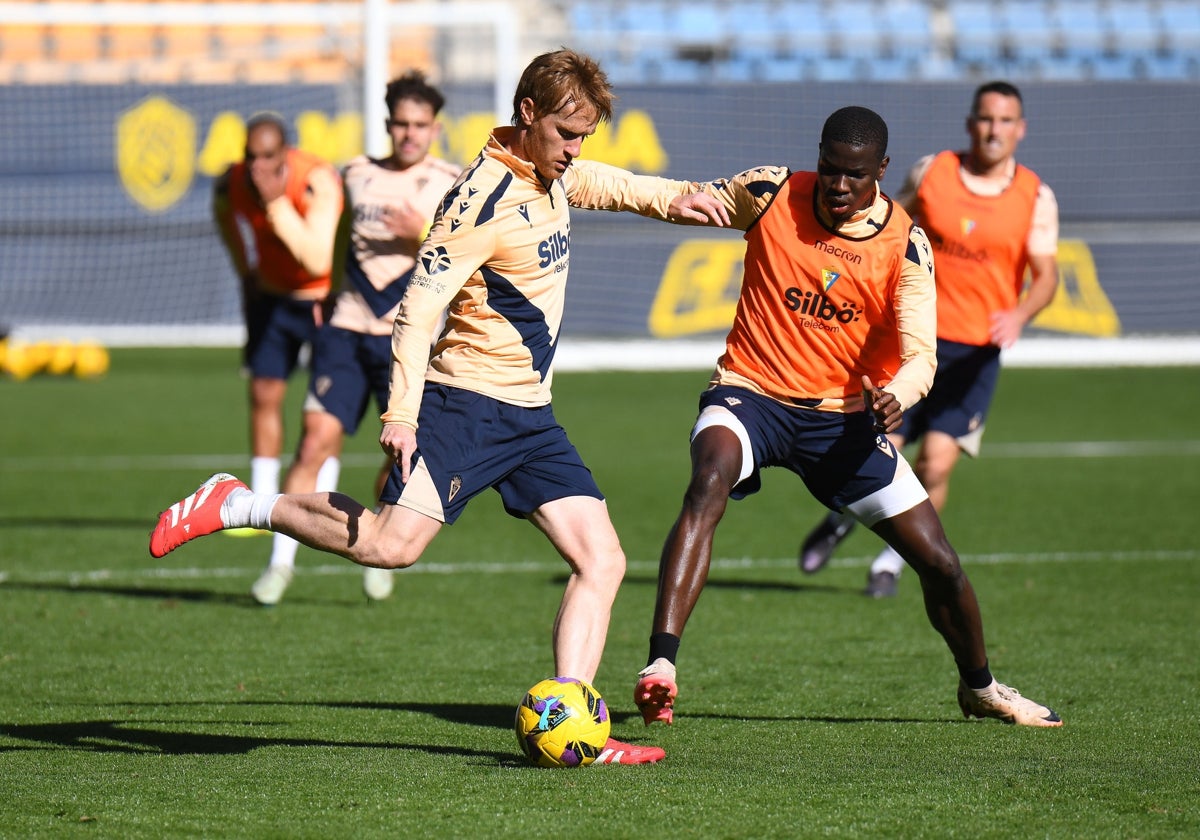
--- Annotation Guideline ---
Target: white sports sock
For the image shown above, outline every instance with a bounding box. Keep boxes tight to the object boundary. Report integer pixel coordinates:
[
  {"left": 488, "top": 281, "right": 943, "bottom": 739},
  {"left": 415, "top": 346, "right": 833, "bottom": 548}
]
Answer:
[
  {"left": 870, "top": 545, "right": 905, "bottom": 576},
  {"left": 221, "top": 487, "right": 281, "bottom": 530},
  {"left": 267, "top": 533, "right": 300, "bottom": 571},
  {"left": 250, "top": 456, "right": 280, "bottom": 496},
  {"left": 315, "top": 456, "right": 341, "bottom": 493}
]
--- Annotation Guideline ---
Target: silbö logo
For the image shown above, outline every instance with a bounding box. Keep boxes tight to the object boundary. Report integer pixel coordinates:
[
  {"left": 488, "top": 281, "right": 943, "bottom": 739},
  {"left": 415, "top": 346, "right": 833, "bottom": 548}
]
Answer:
[
  {"left": 537, "top": 229, "right": 570, "bottom": 268},
  {"left": 784, "top": 287, "right": 862, "bottom": 330}
]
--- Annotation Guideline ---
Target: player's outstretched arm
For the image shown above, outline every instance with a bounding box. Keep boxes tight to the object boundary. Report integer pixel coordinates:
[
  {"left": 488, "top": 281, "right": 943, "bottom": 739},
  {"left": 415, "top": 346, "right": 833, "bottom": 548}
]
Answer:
[{"left": 666, "top": 193, "right": 730, "bottom": 227}]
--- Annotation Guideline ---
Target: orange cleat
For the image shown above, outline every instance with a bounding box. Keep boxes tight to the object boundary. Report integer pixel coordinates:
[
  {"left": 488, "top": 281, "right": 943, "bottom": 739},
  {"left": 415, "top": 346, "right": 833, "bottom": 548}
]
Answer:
[
  {"left": 149, "top": 473, "right": 247, "bottom": 558},
  {"left": 591, "top": 737, "right": 665, "bottom": 765},
  {"left": 634, "top": 658, "right": 678, "bottom": 725}
]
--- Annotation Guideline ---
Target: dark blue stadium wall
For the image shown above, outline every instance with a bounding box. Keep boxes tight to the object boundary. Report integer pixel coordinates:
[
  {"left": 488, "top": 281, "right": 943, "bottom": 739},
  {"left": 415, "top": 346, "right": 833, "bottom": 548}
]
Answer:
[{"left": 2, "top": 81, "right": 1197, "bottom": 339}]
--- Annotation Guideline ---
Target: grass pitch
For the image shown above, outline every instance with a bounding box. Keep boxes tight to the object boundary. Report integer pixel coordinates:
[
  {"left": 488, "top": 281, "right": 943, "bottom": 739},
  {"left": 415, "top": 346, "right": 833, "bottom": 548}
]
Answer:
[{"left": 1, "top": 349, "right": 1198, "bottom": 838}]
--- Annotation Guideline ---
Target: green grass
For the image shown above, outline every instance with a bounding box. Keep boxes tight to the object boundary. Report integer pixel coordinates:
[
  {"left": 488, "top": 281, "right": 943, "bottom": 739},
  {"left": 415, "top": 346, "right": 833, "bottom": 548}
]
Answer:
[{"left": 2, "top": 349, "right": 1199, "bottom": 838}]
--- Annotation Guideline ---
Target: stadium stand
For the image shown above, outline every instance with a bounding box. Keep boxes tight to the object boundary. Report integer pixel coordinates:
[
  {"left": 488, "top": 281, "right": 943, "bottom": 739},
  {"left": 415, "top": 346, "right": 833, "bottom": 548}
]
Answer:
[
  {"left": 1053, "top": 0, "right": 1111, "bottom": 60},
  {"left": 999, "top": 0, "right": 1057, "bottom": 66},
  {"left": 0, "top": 1, "right": 1197, "bottom": 87},
  {"left": 0, "top": 0, "right": 374, "bottom": 85},
  {"left": 1106, "top": 0, "right": 1165, "bottom": 59},
  {"left": 882, "top": 0, "right": 935, "bottom": 62},
  {"left": 556, "top": 0, "right": 1199, "bottom": 83}
]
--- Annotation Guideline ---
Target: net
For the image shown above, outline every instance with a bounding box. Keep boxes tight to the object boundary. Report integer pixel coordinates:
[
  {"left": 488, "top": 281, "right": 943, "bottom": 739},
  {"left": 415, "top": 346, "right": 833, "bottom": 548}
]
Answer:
[
  {"left": 0, "top": 1, "right": 505, "bottom": 344},
  {"left": 2, "top": 2, "right": 1198, "bottom": 351}
]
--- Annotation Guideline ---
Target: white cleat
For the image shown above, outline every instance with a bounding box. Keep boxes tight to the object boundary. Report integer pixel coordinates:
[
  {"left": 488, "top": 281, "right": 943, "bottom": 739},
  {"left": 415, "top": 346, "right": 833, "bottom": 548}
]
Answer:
[
  {"left": 957, "top": 679, "right": 1063, "bottom": 727},
  {"left": 251, "top": 566, "right": 293, "bottom": 606},
  {"left": 362, "top": 567, "right": 395, "bottom": 601}
]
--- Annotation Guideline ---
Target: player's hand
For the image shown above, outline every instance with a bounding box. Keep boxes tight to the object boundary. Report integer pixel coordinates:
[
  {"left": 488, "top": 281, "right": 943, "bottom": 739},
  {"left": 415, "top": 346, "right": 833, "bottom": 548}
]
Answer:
[
  {"left": 380, "top": 201, "right": 427, "bottom": 243},
  {"left": 989, "top": 308, "right": 1025, "bottom": 349},
  {"left": 667, "top": 193, "right": 730, "bottom": 227},
  {"left": 380, "top": 422, "right": 418, "bottom": 484},
  {"left": 862, "top": 375, "right": 903, "bottom": 434},
  {"left": 249, "top": 160, "right": 288, "bottom": 205}
]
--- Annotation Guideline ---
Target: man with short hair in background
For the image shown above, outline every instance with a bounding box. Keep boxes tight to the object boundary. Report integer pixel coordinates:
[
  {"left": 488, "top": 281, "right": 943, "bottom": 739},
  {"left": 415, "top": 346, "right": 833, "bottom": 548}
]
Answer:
[
  {"left": 797, "top": 80, "right": 1059, "bottom": 598},
  {"left": 250, "top": 72, "right": 462, "bottom": 605}
]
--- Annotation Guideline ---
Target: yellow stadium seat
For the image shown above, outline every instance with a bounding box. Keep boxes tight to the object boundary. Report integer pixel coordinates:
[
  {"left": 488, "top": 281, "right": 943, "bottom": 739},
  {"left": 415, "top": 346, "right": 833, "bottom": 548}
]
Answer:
[{"left": 1, "top": 24, "right": 50, "bottom": 63}]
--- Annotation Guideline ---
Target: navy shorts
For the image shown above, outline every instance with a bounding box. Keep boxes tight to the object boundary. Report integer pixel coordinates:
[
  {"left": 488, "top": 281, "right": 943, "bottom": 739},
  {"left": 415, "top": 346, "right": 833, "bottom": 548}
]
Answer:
[
  {"left": 379, "top": 384, "right": 603, "bottom": 524},
  {"left": 243, "top": 294, "right": 320, "bottom": 380},
  {"left": 898, "top": 339, "right": 1001, "bottom": 451},
  {"left": 306, "top": 326, "right": 391, "bottom": 436},
  {"left": 697, "top": 385, "right": 911, "bottom": 515}
]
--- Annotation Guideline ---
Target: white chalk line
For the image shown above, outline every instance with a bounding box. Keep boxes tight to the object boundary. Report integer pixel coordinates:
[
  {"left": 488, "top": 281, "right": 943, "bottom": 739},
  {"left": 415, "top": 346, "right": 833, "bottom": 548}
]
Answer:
[
  {"left": 2, "top": 440, "right": 1199, "bottom": 473},
  {"left": 1, "top": 549, "right": 1195, "bottom": 588}
]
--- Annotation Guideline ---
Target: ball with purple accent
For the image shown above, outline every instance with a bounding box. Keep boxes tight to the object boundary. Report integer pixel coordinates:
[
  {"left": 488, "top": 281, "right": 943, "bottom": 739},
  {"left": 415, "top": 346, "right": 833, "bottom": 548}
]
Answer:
[{"left": 514, "top": 677, "right": 610, "bottom": 768}]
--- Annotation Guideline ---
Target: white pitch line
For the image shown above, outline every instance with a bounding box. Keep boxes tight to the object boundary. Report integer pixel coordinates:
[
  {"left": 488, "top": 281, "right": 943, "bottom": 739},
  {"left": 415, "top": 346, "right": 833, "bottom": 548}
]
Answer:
[
  {"left": 983, "top": 440, "right": 1200, "bottom": 458},
  {"left": 2, "top": 441, "right": 1198, "bottom": 473},
  {"left": 2, "top": 549, "right": 1196, "bottom": 587}
]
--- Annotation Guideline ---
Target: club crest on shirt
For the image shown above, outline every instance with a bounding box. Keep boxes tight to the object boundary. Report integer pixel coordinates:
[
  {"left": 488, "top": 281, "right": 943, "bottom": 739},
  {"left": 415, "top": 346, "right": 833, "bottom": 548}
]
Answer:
[
  {"left": 821, "top": 268, "right": 841, "bottom": 292},
  {"left": 960, "top": 218, "right": 977, "bottom": 236},
  {"left": 421, "top": 245, "right": 452, "bottom": 275}
]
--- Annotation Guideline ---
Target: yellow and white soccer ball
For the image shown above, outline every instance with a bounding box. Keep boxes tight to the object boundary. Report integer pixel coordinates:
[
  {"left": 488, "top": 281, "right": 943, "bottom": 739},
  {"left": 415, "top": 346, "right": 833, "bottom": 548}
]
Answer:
[{"left": 514, "top": 677, "right": 610, "bottom": 768}]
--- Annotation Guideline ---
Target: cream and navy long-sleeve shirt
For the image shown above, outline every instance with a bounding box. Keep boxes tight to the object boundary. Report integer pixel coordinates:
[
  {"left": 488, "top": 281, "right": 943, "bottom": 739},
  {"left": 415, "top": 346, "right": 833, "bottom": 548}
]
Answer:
[{"left": 381, "top": 127, "right": 703, "bottom": 430}]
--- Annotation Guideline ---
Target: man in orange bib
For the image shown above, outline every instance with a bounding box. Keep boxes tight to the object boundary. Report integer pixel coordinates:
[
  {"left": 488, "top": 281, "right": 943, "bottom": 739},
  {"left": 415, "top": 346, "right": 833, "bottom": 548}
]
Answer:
[
  {"left": 798, "top": 81, "right": 1059, "bottom": 598},
  {"left": 213, "top": 113, "right": 344, "bottom": 510},
  {"left": 633, "top": 106, "right": 1062, "bottom": 730}
]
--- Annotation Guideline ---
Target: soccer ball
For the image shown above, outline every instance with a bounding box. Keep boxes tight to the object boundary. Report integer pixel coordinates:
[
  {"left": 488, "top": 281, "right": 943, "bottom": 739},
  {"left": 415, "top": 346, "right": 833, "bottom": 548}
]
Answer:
[
  {"left": 514, "top": 677, "right": 610, "bottom": 768},
  {"left": 72, "top": 342, "right": 110, "bottom": 379}
]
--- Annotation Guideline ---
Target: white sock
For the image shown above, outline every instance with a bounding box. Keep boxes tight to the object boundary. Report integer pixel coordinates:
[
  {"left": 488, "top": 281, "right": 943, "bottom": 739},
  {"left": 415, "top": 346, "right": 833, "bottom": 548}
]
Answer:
[
  {"left": 870, "top": 545, "right": 905, "bottom": 576},
  {"left": 250, "top": 456, "right": 280, "bottom": 496},
  {"left": 220, "top": 487, "right": 280, "bottom": 530},
  {"left": 267, "top": 533, "right": 300, "bottom": 571},
  {"left": 315, "top": 456, "right": 341, "bottom": 493}
]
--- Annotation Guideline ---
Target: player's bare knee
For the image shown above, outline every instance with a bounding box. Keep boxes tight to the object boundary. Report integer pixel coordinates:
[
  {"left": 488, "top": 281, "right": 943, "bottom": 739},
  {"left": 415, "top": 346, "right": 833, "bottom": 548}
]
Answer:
[
  {"left": 915, "top": 539, "right": 963, "bottom": 581},
  {"left": 682, "top": 466, "right": 732, "bottom": 518},
  {"left": 341, "top": 518, "right": 417, "bottom": 570}
]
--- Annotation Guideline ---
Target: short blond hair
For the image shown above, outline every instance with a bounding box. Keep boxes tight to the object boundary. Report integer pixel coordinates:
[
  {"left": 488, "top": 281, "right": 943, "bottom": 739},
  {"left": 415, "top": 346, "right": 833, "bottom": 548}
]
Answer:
[{"left": 511, "top": 49, "right": 615, "bottom": 126}]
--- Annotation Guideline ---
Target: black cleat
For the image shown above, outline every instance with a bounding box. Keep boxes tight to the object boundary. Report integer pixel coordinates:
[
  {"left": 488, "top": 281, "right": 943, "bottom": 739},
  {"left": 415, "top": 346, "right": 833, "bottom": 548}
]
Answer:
[
  {"left": 799, "top": 513, "right": 857, "bottom": 574},
  {"left": 863, "top": 570, "right": 898, "bottom": 598}
]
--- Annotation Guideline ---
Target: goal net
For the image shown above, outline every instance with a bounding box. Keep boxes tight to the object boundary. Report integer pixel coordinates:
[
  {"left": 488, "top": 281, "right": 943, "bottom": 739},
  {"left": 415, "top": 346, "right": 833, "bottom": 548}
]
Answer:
[
  {"left": 0, "top": 1, "right": 512, "bottom": 345},
  {"left": 3, "top": 1, "right": 1198, "bottom": 361}
]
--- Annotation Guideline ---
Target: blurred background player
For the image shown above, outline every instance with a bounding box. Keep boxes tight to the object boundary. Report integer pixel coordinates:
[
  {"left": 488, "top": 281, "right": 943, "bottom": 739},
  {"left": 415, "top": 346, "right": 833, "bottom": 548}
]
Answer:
[
  {"left": 797, "top": 80, "right": 1059, "bottom": 597},
  {"left": 212, "top": 112, "right": 344, "bottom": 528},
  {"left": 633, "top": 106, "right": 1062, "bottom": 730},
  {"left": 152, "top": 49, "right": 730, "bottom": 763},
  {"left": 251, "top": 72, "right": 462, "bottom": 605}
]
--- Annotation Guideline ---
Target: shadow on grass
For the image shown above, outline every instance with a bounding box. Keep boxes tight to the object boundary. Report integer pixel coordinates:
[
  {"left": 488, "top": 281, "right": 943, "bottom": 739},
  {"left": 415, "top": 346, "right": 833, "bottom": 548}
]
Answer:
[
  {"left": 0, "top": 698, "right": 952, "bottom": 760},
  {"left": 569, "top": 572, "right": 851, "bottom": 596},
  {"left": 0, "top": 718, "right": 522, "bottom": 764},
  {"left": 0, "top": 515, "right": 151, "bottom": 531},
  {"left": 91, "top": 699, "right": 943, "bottom": 730},
  {"left": 0, "top": 580, "right": 251, "bottom": 607},
  {"left": 86, "top": 699, "right": 648, "bottom": 731},
  {"left": 0, "top": 580, "right": 375, "bottom": 609}
]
